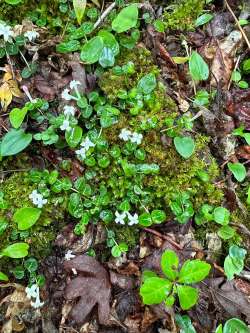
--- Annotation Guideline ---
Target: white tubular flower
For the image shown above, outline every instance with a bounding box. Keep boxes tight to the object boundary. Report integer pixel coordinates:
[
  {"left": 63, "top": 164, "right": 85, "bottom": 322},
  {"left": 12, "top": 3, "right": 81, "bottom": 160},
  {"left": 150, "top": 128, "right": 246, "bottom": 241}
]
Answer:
[
  {"left": 81, "top": 137, "right": 95, "bottom": 150},
  {"left": 64, "top": 250, "right": 76, "bottom": 261},
  {"left": 61, "top": 88, "right": 77, "bottom": 101},
  {"left": 119, "top": 128, "right": 132, "bottom": 141},
  {"left": 115, "top": 211, "right": 126, "bottom": 225},
  {"left": 25, "top": 284, "right": 44, "bottom": 309},
  {"left": 130, "top": 132, "right": 143, "bottom": 145},
  {"left": 70, "top": 80, "right": 81, "bottom": 90},
  {"left": 63, "top": 105, "right": 76, "bottom": 117},
  {"left": 76, "top": 147, "right": 86, "bottom": 160},
  {"left": 0, "top": 23, "right": 14, "bottom": 42},
  {"left": 60, "top": 119, "right": 71, "bottom": 132},
  {"left": 127, "top": 212, "right": 139, "bottom": 226},
  {"left": 24, "top": 30, "right": 39, "bottom": 42}
]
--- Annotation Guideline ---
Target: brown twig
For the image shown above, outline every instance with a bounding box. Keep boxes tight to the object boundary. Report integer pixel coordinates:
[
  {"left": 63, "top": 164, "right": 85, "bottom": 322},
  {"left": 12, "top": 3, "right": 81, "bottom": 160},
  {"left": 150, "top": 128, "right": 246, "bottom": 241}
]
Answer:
[
  {"left": 143, "top": 227, "right": 183, "bottom": 250},
  {"left": 225, "top": 0, "right": 250, "bottom": 50}
]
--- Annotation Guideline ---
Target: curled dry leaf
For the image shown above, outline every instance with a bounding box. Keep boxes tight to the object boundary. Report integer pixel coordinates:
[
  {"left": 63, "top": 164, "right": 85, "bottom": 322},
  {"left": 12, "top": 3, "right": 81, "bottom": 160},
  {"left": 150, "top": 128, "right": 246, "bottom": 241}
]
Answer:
[{"left": 63, "top": 255, "right": 111, "bottom": 325}]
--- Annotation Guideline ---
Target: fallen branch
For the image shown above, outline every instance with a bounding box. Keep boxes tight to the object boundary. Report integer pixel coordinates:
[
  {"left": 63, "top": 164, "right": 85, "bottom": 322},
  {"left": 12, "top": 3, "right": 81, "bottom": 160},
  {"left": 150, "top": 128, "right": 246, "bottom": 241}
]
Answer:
[
  {"left": 93, "top": 2, "right": 116, "bottom": 30},
  {"left": 143, "top": 227, "right": 183, "bottom": 250}
]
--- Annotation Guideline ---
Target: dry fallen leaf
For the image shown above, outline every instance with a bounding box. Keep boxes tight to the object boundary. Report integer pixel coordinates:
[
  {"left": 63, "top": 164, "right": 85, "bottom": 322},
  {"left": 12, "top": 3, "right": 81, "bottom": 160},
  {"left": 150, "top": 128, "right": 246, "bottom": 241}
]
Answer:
[
  {"left": 0, "top": 65, "right": 23, "bottom": 111},
  {"left": 63, "top": 255, "right": 111, "bottom": 325}
]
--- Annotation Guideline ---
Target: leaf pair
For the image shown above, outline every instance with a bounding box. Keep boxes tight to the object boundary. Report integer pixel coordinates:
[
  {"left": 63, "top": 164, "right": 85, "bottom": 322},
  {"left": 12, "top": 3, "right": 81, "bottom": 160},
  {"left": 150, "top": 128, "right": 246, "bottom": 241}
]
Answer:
[{"left": 140, "top": 250, "right": 211, "bottom": 310}]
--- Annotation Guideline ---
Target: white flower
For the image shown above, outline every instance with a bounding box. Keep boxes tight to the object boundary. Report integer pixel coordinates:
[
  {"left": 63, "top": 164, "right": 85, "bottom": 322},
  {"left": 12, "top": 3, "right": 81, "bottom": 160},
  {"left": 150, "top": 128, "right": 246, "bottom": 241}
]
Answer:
[
  {"left": 29, "top": 190, "right": 47, "bottom": 208},
  {"left": 76, "top": 147, "right": 86, "bottom": 160},
  {"left": 119, "top": 128, "right": 132, "bottom": 141},
  {"left": 115, "top": 211, "right": 126, "bottom": 225},
  {"left": 64, "top": 250, "right": 76, "bottom": 261},
  {"left": 63, "top": 105, "right": 76, "bottom": 117},
  {"left": 61, "top": 88, "right": 76, "bottom": 101},
  {"left": 70, "top": 80, "right": 81, "bottom": 90},
  {"left": 0, "top": 23, "right": 14, "bottom": 42},
  {"left": 60, "top": 119, "right": 71, "bottom": 132},
  {"left": 24, "top": 30, "right": 39, "bottom": 42},
  {"left": 25, "top": 284, "right": 44, "bottom": 309},
  {"left": 127, "top": 212, "right": 139, "bottom": 226},
  {"left": 81, "top": 137, "right": 95, "bottom": 150},
  {"left": 130, "top": 132, "right": 143, "bottom": 145}
]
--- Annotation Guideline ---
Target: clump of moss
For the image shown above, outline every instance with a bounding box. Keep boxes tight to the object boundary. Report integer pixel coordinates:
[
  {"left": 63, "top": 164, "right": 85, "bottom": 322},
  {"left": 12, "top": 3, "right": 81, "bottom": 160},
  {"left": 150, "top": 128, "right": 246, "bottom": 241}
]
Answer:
[
  {"left": 163, "top": 0, "right": 205, "bottom": 31},
  {"left": 99, "top": 47, "right": 160, "bottom": 102},
  {"left": 0, "top": 171, "right": 67, "bottom": 272}
]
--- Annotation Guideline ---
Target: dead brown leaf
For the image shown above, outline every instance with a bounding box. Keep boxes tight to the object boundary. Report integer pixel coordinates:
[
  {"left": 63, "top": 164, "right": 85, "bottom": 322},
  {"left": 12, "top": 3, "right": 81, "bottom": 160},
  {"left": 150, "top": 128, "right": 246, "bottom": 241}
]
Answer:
[{"left": 63, "top": 255, "right": 111, "bottom": 325}]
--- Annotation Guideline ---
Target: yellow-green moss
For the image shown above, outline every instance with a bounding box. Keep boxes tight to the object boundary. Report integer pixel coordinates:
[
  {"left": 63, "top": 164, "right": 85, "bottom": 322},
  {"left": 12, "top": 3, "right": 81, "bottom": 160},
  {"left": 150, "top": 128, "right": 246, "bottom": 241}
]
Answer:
[{"left": 164, "top": 0, "right": 205, "bottom": 31}]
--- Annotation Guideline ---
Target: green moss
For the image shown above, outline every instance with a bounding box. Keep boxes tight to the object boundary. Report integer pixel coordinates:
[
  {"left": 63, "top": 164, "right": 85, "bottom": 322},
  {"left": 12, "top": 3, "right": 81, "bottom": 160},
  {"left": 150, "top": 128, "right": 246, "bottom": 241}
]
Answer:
[
  {"left": 0, "top": 171, "right": 67, "bottom": 272},
  {"left": 115, "top": 225, "right": 138, "bottom": 249},
  {"left": 163, "top": 0, "right": 205, "bottom": 31}
]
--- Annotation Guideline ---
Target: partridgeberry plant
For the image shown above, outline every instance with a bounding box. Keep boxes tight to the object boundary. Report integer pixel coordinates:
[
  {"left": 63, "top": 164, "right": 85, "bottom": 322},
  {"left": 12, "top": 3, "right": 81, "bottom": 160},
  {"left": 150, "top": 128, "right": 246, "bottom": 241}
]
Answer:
[{"left": 140, "top": 250, "right": 211, "bottom": 310}]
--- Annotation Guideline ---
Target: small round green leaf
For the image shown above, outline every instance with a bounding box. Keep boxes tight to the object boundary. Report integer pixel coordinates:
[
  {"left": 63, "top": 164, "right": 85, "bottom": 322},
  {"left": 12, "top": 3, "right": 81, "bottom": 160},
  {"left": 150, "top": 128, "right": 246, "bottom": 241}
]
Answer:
[
  {"left": 174, "top": 136, "right": 195, "bottom": 159},
  {"left": 213, "top": 207, "right": 230, "bottom": 225},
  {"left": 112, "top": 4, "right": 138, "bottom": 33},
  {"left": 140, "top": 277, "right": 172, "bottom": 305},
  {"left": 177, "top": 285, "right": 198, "bottom": 310},
  {"left": 13, "top": 207, "right": 41, "bottom": 230},
  {"left": 1, "top": 242, "right": 29, "bottom": 258},
  {"left": 80, "top": 36, "right": 104, "bottom": 64},
  {"left": 228, "top": 162, "right": 246, "bottom": 182},
  {"left": 139, "top": 212, "right": 152, "bottom": 226}
]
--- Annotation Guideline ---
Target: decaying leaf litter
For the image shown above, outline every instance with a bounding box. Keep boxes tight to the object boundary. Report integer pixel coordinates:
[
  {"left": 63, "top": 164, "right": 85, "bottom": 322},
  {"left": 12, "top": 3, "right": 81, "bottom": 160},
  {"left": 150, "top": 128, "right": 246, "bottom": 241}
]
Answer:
[{"left": 0, "top": 0, "right": 250, "bottom": 332}]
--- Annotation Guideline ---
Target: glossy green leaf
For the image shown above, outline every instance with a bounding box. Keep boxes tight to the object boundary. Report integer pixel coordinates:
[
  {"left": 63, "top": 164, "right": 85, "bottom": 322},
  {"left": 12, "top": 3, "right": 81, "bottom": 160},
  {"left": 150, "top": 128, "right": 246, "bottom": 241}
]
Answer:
[
  {"left": 177, "top": 285, "right": 198, "bottom": 310},
  {"left": 195, "top": 13, "right": 213, "bottom": 27},
  {"left": 65, "top": 126, "right": 82, "bottom": 148},
  {"left": 0, "top": 272, "right": 9, "bottom": 281},
  {"left": 99, "top": 47, "right": 115, "bottom": 68},
  {"left": 0, "top": 129, "right": 32, "bottom": 157},
  {"left": 56, "top": 40, "right": 80, "bottom": 53},
  {"left": 161, "top": 250, "right": 179, "bottom": 281},
  {"left": 178, "top": 259, "right": 211, "bottom": 284},
  {"left": 112, "top": 4, "right": 138, "bottom": 33},
  {"left": 140, "top": 277, "right": 172, "bottom": 304},
  {"left": 137, "top": 73, "right": 157, "bottom": 94},
  {"left": 80, "top": 36, "right": 104, "bottom": 64},
  {"left": 175, "top": 314, "right": 197, "bottom": 333},
  {"left": 228, "top": 162, "right": 246, "bottom": 182},
  {"left": 189, "top": 51, "right": 209, "bottom": 81},
  {"left": 138, "top": 212, "right": 152, "bottom": 226},
  {"left": 98, "top": 30, "right": 119, "bottom": 56},
  {"left": 9, "top": 107, "right": 28, "bottom": 128},
  {"left": 218, "top": 226, "right": 235, "bottom": 240},
  {"left": 151, "top": 209, "right": 166, "bottom": 224},
  {"left": 13, "top": 207, "right": 41, "bottom": 230},
  {"left": 223, "top": 318, "right": 249, "bottom": 333},
  {"left": 213, "top": 207, "right": 230, "bottom": 225},
  {"left": 174, "top": 136, "right": 195, "bottom": 159},
  {"left": 1, "top": 243, "right": 29, "bottom": 258}
]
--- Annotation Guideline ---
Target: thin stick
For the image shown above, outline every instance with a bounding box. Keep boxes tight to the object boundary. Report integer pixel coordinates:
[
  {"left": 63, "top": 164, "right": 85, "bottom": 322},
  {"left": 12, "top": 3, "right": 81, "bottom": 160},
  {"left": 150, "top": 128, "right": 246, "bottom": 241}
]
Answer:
[
  {"left": 93, "top": 2, "right": 116, "bottom": 30},
  {"left": 227, "top": 54, "right": 241, "bottom": 90},
  {"left": 143, "top": 227, "right": 183, "bottom": 250},
  {"left": 225, "top": 0, "right": 250, "bottom": 50}
]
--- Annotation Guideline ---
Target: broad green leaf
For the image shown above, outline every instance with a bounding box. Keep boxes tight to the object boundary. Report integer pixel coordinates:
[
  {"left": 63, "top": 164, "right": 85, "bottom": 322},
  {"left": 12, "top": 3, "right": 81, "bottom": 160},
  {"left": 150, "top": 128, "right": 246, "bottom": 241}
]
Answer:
[
  {"left": 218, "top": 226, "right": 235, "bottom": 240},
  {"left": 24, "top": 257, "right": 38, "bottom": 272},
  {"left": 137, "top": 73, "right": 157, "bottom": 94},
  {"left": 161, "top": 250, "right": 179, "bottom": 281},
  {"left": 1, "top": 242, "right": 29, "bottom": 258},
  {"left": 13, "top": 207, "right": 41, "bottom": 230},
  {"left": 111, "top": 245, "right": 121, "bottom": 257},
  {"left": 195, "top": 13, "right": 213, "bottom": 27},
  {"left": 0, "top": 272, "right": 9, "bottom": 281},
  {"left": 223, "top": 318, "right": 249, "bottom": 333},
  {"left": 56, "top": 40, "right": 80, "bottom": 53},
  {"left": 5, "top": 0, "right": 22, "bottom": 4},
  {"left": 174, "top": 136, "right": 195, "bottom": 159},
  {"left": 229, "top": 245, "right": 247, "bottom": 260},
  {"left": 213, "top": 207, "right": 230, "bottom": 225},
  {"left": 99, "top": 47, "right": 115, "bottom": 68},
  {"left": 138, "top": 212, "right": 152, "bottom": 226},
  {"left": 98, "top": 30, "right": 119, "bottom": 56},
  {"left": 68, "top": 193, "right": 83, "bottom": 218},
  {"left": 0, "top": 129, "right": 32, "bottom": 157},
  {"left": 189, "top": 51, "right": 209, "bottom": 81},
  {"left": 228, "top": 162, "right": 246, "bottom": 182},
  {"left": 151, "top": 209, "right": 166, "bottom": 224},
  {"left": 175, "top": 314, "right": 197, "bottom": 333},
  {"left": 112, "top": 4, "right": 138, "bottom": 33},
  {"left": 243, "top": 58, "right": 250, "bottom": 74},
  {"left": 178, "top": 259, "right": 211, "bottom": 284},
  {"left": 9, "top": 107, "right": 28, "bottom": 128},
  {"left": 65, "top": 126, "right": 82, "bottom": 148},
  {"left": 165, "top": 295, "right": 175, "bottom": 307},
  {"left": 140, "top": 277, "right": 172, "bottom": 304},
  {"left": 177, "top": 285, "right": 198, "bottom": 310},
  {"left": 80, "top": 36, "right": 104, "bottom": 64},
  {"left": 73, "top": 0, "right": 86, "bottom": 25},
  {"left": 142, "top": 270, "right": 158, "bottom": 282},
  {"left": 224, "top": 256, "right": 244, "bottom": 280}
]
